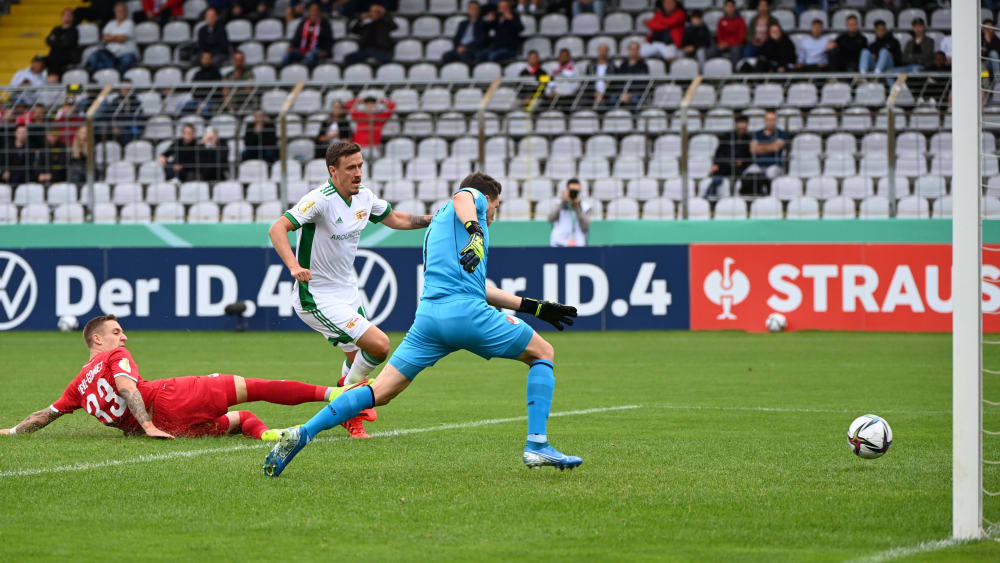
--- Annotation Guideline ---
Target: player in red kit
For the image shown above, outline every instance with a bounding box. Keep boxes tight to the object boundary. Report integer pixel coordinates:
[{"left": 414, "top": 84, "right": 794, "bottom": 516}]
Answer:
[{"left": 0, "top": 315, "right": 373, "bottom": 439}]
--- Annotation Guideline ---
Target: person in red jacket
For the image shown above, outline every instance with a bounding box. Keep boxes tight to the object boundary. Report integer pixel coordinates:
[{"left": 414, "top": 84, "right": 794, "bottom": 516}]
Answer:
[
  {"left": 346, "top": 97, "right": 395, "bottom": 148},
  {"left": 642, "top": 0, "right": 685, "bottom": 62},
  {"left": 715, "top": 0, "right": 746, "bottom": 65},
  {"left": 136, "top": 0, "right": 183, "bottom": 25}
]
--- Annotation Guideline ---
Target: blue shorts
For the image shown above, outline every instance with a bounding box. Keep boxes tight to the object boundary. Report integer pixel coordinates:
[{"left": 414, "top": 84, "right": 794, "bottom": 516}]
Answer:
[{"left": 388, "top": 298, "right": 535, "bottom": 380}]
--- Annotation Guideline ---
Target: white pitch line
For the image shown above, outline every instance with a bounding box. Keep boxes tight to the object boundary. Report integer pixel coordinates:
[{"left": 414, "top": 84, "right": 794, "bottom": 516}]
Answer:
[
  {"left": 649, "top": 404, "right": 952, "bottom": 415},
  {"left": 845, "top": 538, "right": 969, "bottom": 563},
  {"left": 0, "top": 404, "right": 639, "bottom": 479}
]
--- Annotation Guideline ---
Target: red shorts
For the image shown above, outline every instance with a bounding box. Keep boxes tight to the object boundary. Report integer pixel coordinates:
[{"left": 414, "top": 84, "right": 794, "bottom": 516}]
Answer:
[{"left": 149, "top": 374, "right": 237, "bottom": 436}]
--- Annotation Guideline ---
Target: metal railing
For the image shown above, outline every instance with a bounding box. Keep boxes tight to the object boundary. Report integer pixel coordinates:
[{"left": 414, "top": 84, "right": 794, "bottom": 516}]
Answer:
[{"left": 0, "top": 71, "right": 956, "bottom": 222}]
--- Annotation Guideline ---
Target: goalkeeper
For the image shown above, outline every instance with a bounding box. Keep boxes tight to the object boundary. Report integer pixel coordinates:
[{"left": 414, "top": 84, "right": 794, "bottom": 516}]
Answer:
[{"left": 264, "top": 172, "right": 581, "bottom": 477}]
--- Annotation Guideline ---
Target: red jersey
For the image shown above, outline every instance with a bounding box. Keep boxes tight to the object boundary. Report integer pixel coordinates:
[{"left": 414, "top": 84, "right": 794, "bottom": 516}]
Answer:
[{"left": 50, "top": 347, "right": 158, "bottom": 434}]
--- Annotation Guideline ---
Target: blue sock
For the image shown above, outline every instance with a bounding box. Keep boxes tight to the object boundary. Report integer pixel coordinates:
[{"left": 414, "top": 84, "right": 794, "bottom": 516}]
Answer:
[
  {"left": 526, "top": 360, "right": 555, "bottom": 444},
  {"left": 302, "top": 386, "right": 374, "bottom": 439}
]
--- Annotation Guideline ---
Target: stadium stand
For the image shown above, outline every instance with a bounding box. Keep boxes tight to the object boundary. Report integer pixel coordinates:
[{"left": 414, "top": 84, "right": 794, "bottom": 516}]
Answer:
[{"left": 0, "top": 0, "right": 972, "bottom": 222}]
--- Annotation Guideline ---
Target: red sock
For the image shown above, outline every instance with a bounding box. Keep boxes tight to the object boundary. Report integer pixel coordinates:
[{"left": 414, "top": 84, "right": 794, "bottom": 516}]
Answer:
[
  {"left": 244, "top": 378, "right": 327, "bottom": 404},
  {"left": 239, "top": 411, "right": 269, "bottom": 439}
]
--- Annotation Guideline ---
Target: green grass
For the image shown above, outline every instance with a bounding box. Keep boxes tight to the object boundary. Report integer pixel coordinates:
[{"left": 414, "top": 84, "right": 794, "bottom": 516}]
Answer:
[{"left": 1, "top": 330, "right": 998, "bottom": 562}]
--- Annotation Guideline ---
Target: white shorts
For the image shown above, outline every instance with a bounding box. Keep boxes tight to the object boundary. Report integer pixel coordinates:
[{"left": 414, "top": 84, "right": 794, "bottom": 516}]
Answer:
[{"left": 295, "top": 294, "right": 372, "bottom": 353}]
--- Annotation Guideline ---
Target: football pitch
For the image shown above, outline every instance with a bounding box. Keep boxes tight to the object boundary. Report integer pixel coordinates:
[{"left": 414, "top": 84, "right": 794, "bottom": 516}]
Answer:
[{"left": 1, "top": 330, "right": 999, "bottom": 562}]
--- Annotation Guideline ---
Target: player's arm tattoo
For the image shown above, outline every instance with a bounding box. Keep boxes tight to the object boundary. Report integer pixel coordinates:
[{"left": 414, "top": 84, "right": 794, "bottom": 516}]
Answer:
[
  {"left": 12, "top": 408, "right": 62, "bottom": 434},
  {"left": 409, "top": 214, "right": 432, "bottom": 228},
  {"left": 119, "top": 387, "right": 152, "bottom": 426}
]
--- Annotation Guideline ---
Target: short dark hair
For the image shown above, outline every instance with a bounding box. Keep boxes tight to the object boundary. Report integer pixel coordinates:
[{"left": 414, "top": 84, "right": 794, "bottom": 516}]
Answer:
[
  {"left": 811, "top": 18, "right": 822, "bottom": 26},
  {"left": 325, "top": 140, "right": 362, "bottom": 168},
  {"left": 846, "top": 14, "right": 858, "bottom": 22},
  {"left": 182, "top": 123, "right": 195, "bottom": 132},
  {"left": 566, "top": 178, "right": 581, "bottom": 187},
  {"left": 690, "top": 9, "right": 703, "bottom": 18},
  {"left": 528, "top": 49, "right": 539, "bottom": 57},
  {"left": 735, "top": 115, "right": 749, "bottom": 123},
  {"left": 83, "top": 314, "right": 118, "bottom": 347},
  {"left": 987, "top": 18, "right": 995, "bottom": 26},
  {"left": 874, "top": 20, "right": 886, "bottom": 28},
  {"left": 460, "top": 172, "right": 502, "bottom": 200}
]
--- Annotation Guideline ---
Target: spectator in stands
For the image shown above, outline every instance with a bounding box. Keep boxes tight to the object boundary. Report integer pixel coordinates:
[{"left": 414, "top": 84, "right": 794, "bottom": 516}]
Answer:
[
  {"left": 706, "top": 115, "right": 751, "bottom": 199},
  {"left": 232, "top": 0, "right": 273, "bottom": 23},
  {"left": 344, "top": 3, "right": 396, "bottom": 65},
  {"left": 346, "top": 96, "right": 395, "bottom": 149},
  {"left": 35, "top": 130, "right": 69, "bottom": 184},
  {"left": 190, "top": 51, "right": 223, "bottom": 116},
  {"left": 285, "top": 2, "right": 335, "bottom": 68},
  {"left": 37, "top": 73, "right": 65, "bottom": 107},
  {"left": 680, "top": 9, "right": 711, "bottom": 68},
  {"left": 315, "top": 101, "right": 352, "bottom": 159},
  {"left": 754, "top": 23, "right": 796, "bottom": 73},
  {"left": 715, "top": 0, "right": 746, "bottom": 66},
  {"left": 940, "top": 34, "right": 952, "bottom": 63},
  {"left": 859, "top": 20, "right": 901, "bottom": 74},
  {"left": 749, "top": 110, "right": 788, "bottom": 179},
  {"left": 899, "top": 18, "right": 935, "bottom": 73},
  {"left": 198, "top": 8, "right": 232, "bottom": 65},
  {"left": 572, "top": 0, "right": 604, "bottom": 22},
  {"left": 795, "top": 19, "right": 828, "bottom": 71},
  {"left": 135, "top": 0, "right": 182, "bottom": 25},
  {"left": 744, "top": 0, "right": 776, "bottom": 58},
  {"left": 74, "top": 0, "right": 115, "bottom": 26},
  {"left": 592, "top": 42, "right": 613, "bottom": 107},
  {"left": 198, "top": 127, "right": 229, "bottom": 181},
  {"left": 547, "top": 178, "right": 592, "bottom": 248},
  {"left": 243, "top": 110, "right": 278, "bottom": 163},
  {"left": 827, "top": 14, "right": 866, "bottom": 72},
  {"left": 159, "top": 123, "right": 201, "bottom": 182},
  {"left": 86, "top": 2, "right": 139, "bottom": 73},
  {"left": 223, "top": 51, "right": 256, "bottom": 109},
  {"left": 68, "top": 124, "right": 89, "bottom": 183},
  {"left": 54, "top": 96, "right": 84, "bottom": 147},
  {"left": 614, "top": 41, "right": 650, "bottom": 109},
  {"left": 984, "top": 21, "right": 1000, "bottom": 79},
  {"left": 641, "top": 0, "right": 684, "bottom": 62},
  {"left": 477, "top": 0, "right": 523, "bottom": 63},
  {"left": 1, "top": 125, "right": 34, "bottom": 185},
  {"left": 9, "top": 56, "right": 48, "bottom": 87},
  {"left": 442, "top": 1, "right": 489, "bottom": 65},
  {"left": 520, "top": 50, "right": 549, "bottom": 79},
  {"left": 548, "top": 48, "right": 576, "bottom": 100},
  {"left": 45, "top": 10, "right": 80, "bottom": 77},
  {"left": 96, "top": 82, "right": 143, "bottom": 144}
]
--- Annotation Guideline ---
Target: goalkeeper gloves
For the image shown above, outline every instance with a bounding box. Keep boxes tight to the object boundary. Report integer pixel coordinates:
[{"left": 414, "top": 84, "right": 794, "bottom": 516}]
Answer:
[
  {"left": 459, "top": 220, "right": 485, "bottom": 273},
  {"left": 518, "top": 297, "right": 577, "bottom": 331}
]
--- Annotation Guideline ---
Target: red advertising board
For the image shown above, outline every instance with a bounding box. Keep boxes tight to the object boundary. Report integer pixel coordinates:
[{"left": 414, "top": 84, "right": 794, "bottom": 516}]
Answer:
[{"left": 689, "top": 244, "right": 1000, "bottom": 332}]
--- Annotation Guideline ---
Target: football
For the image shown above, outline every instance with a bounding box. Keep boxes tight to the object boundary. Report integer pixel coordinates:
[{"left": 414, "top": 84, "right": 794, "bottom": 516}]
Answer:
[
  {"left": 847, "top": 415, "right": 893, "bottom": 459},
  {"left": 57, "top": 315, "right": 79, "bottom": 333},
  {"left": 765, "top": 312, "right": 787, "bottom": 333}
]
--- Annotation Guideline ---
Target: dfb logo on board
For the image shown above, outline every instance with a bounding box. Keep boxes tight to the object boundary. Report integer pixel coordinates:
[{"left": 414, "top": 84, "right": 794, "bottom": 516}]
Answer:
[
  {"left": 355, "top": 249, "right": 397, "bottom": 325},
  {"left": 0, "top": 251, "right": 38, "bottom": 330}
]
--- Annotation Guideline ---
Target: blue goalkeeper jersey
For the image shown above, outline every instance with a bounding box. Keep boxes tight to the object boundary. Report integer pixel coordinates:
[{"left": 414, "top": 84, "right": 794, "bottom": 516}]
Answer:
[{"left": 420, "top": 187, "right": 490, "bottom": 302}]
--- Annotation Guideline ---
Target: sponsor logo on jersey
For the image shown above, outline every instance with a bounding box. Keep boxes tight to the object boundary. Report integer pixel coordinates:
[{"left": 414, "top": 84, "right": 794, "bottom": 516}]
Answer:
[
  {"left": 0, "top": 251, "right": 38, "bottom": 331},
  {"left": 336, "top": 217, "right": 344, "bottom": 224},
  {"left": 299, "top": 200, "right": 316, "bottom": 213},
  {"left": 355, "top": 210, "right": 367, "bottom": 221},
  {"left": 118, "top": 357, "right": 131, "bottom": 373},
  {"left": 330, "top": 229, "right": 364, "bottom": 240},
  {"left": 506, "top": 315, "right": 520, "bottom": 325}
]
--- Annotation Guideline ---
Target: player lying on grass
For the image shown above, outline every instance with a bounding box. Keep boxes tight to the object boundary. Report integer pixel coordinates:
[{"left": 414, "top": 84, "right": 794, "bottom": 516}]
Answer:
[
  {"left": 0, "top": 315, "right": 340, "bottom": 440},
  {"left": 263, "top": 172, "right": 582, "bottom": 477},
  {"left": 268, "top": 141, "right": 432, "bottom": 437}
]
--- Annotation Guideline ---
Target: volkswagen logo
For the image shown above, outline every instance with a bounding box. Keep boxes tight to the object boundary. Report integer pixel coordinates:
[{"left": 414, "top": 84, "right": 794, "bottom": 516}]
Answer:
[
  {"left": 0, "top": 251, "right": 38, "bottom": 330},
  {"left": 355, "top": 249, "right": 397, "bottom": 325}
]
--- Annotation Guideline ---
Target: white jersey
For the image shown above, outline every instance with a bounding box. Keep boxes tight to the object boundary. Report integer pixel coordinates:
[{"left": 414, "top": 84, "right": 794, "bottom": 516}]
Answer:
[{"left": 284, "top": 180, "right": 391, "bottom": 310}]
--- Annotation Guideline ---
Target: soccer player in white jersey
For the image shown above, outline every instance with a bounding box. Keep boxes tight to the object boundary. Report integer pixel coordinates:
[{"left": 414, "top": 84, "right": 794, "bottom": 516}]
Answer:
[{"left": 268, "top": 141, "right": 432, "bottom": 437}]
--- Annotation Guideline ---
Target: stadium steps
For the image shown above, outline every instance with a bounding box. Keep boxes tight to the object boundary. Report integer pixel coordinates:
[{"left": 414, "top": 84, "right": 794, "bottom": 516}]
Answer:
[{"left": 0, "top": 0, "right": 84, "bottom": 83}]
